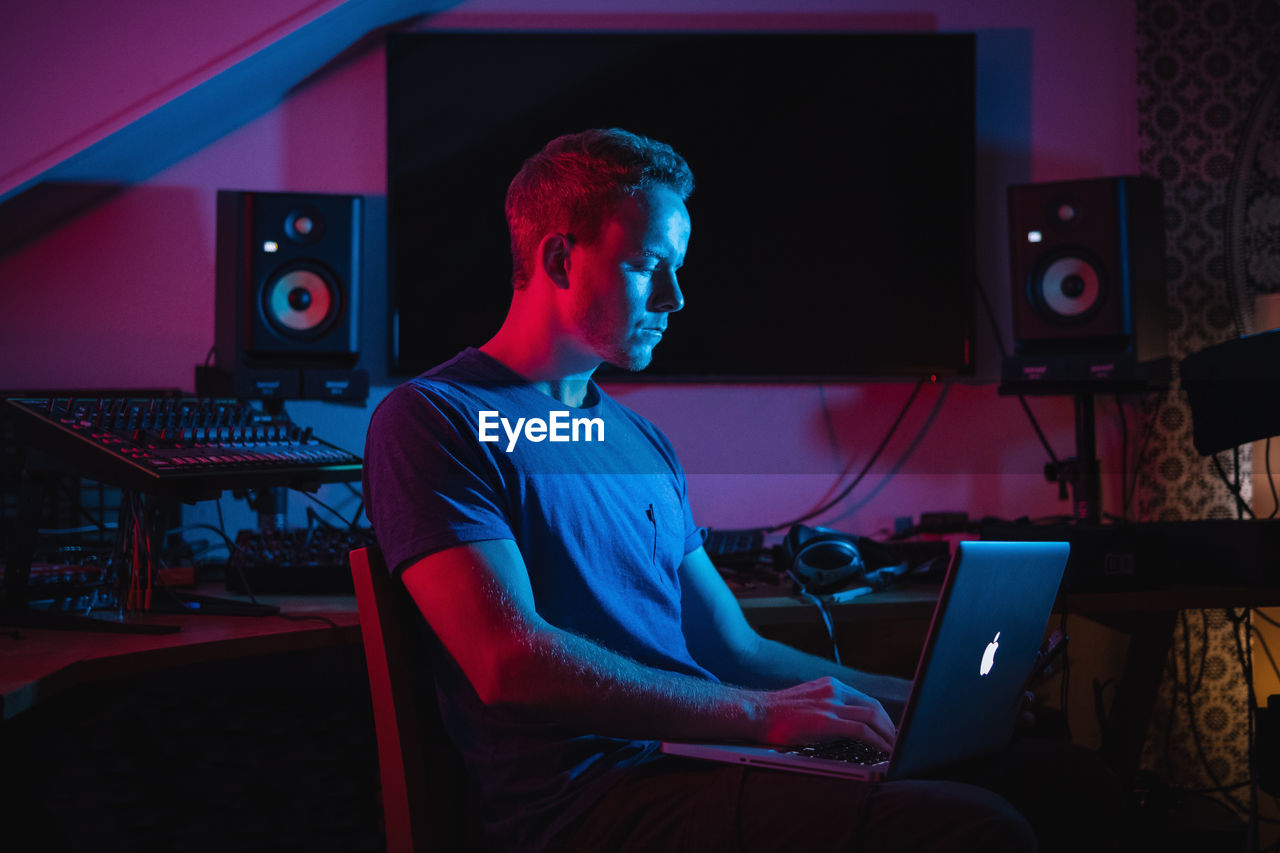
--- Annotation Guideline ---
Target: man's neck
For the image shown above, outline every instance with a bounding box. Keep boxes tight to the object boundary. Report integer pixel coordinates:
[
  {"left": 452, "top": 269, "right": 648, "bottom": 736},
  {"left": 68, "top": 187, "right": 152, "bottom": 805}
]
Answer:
[{"left": 480, "top": 332, "right": 597, "bottom": 408}]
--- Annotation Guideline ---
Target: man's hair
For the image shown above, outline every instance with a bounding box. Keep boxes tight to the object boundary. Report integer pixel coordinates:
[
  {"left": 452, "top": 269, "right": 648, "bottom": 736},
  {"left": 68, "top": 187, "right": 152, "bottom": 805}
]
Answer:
[{"left": 505, "top": 128, "right": 695, "bottom": 289}]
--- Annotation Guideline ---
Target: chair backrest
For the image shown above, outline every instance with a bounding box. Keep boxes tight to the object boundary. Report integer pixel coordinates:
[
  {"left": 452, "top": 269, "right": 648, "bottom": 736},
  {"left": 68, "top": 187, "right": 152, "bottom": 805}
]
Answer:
[{"left": 350, "top": 546, "right": 475, "bottom": 853}]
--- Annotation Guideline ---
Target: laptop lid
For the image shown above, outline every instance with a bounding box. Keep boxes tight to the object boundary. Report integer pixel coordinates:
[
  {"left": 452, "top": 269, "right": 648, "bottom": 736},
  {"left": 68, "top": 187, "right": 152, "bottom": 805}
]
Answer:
[
  {"left": 662, "top": 539, "right": 1068, "bottom": 781},
  {"left": 887, "top": 539, "right": 1069, "bottom": 779}
]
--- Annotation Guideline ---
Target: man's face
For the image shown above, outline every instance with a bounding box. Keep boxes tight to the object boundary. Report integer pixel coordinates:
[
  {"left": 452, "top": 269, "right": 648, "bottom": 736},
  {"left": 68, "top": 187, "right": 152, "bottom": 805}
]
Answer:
[{"left": 568, "top": 185, "right": 690, "bottom": 372}]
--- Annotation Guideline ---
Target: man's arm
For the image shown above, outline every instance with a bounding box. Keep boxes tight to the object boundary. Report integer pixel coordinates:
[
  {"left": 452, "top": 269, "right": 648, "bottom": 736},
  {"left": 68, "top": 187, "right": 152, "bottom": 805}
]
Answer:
[
  {"left": 400, "top": 538, "right": 897, "bottom": 750},
  {"left": 677, "top": 546, "right": 913, "bottom": 722}
]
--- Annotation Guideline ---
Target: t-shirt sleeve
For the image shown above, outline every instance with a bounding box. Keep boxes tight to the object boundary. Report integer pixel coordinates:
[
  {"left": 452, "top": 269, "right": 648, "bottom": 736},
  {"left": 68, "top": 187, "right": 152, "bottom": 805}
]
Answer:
[{"left": 363, "top": 384, "right": 514, "bottom": 575}]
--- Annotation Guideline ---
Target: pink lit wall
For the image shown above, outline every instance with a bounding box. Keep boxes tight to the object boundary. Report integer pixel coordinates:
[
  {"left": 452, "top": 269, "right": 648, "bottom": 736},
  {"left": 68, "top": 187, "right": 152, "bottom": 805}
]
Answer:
[
  {"left": 0, "top": 0, "right": 1140, "bottom": 536},
  {"left": 0, "top": 0, "right": 350, "bottom": 196}
]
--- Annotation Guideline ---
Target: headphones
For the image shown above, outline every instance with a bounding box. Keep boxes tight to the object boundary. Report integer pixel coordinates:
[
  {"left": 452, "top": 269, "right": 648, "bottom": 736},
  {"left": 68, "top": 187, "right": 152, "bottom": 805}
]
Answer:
[{"left": 780, "top": 524, "right": 866, "bottom": 594}]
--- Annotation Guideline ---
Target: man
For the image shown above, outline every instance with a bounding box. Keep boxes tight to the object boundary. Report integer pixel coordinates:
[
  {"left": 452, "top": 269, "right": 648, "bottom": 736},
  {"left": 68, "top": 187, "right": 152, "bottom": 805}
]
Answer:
[{"left": 363, "top": 128, "right": 1034, "bottom": 851}]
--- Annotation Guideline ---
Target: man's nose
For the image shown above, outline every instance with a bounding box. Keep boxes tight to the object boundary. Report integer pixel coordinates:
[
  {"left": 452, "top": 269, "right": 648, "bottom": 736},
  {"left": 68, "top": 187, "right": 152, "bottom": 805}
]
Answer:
[{"left": 651, "top": 272, "right": 684, "bottom": 313}]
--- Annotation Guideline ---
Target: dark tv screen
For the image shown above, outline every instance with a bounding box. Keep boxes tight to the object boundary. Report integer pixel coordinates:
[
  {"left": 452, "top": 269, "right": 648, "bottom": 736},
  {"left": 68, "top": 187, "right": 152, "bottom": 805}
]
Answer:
[{"left": 387, "top": 31, "right": 976, "bottom": 379}]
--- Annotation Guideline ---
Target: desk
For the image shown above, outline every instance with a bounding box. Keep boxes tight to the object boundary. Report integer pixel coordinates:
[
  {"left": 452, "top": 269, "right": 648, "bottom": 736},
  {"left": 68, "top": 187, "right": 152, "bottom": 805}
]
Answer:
[
  {"left": 1, "top": 582, "right": 931, "bottom": 722},
  {"left": 0, "top": 585, "right": 359, "bottom": 721},
  {"left": 7, "top": 578, "right": 1278, "bottom": 785},
  {"left": 738, "top": 585, "right": 940, "bottom": 626}
]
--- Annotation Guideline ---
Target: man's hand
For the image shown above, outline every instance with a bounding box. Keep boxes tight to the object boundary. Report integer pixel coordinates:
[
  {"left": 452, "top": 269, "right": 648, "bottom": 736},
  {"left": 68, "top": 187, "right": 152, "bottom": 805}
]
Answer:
[{"left": 756, "top": 676, "right": 897, "bottom": 752}]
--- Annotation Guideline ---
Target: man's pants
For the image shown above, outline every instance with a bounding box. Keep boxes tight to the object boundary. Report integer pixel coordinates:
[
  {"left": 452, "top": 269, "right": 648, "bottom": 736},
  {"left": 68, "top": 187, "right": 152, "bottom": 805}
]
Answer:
[
  {"left": 549, "top": 739, "right": 1128, "bottom": 852},
  {"left": 549, "top": 759, "right": 1037, "bottom": 852}
]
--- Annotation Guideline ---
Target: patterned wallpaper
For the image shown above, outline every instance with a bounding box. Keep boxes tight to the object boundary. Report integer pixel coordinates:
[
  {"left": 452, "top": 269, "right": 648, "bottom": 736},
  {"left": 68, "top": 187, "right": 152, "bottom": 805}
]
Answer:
[{"left": 1134, "top": 0, "right": 1280, "bottom": 806}]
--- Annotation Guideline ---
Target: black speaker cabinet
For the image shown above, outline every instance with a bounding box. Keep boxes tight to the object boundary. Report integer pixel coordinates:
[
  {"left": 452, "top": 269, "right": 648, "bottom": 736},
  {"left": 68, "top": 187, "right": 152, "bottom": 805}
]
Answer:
[
  {"left": 215, "top": 190, "right": 361, "bottom": 372},
  {"left": 1008, "top": 177, "right": 1167, "bottom": 362}
]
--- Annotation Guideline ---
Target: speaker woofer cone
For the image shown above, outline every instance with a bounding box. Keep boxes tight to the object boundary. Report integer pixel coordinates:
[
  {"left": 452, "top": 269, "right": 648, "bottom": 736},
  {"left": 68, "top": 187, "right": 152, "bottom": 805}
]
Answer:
[
  {"left": 263, "top": 267, "right": 339, "bottom": 336},
  {"left": 1029, "top": 251, "right": 1106, "bottom": 323}
]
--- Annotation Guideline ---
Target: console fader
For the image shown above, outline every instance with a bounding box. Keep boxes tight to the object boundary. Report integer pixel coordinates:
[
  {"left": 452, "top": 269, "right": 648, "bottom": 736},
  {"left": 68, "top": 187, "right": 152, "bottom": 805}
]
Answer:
[{"left": 5, "top": 396, "right": 362, "bottom": 499}]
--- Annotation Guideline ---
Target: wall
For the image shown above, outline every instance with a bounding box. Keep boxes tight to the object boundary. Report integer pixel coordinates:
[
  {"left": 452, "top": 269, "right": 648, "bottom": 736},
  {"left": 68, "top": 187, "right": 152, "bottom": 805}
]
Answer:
[
  {"left": 1130, "top": 0, "right": 1280, "bottom": 818},
  {"left": 0, "top": 0, "right": 351, "bottom": 197},
  {"left": 0, "top": 0, "right": 1141, "bottom": 539}
]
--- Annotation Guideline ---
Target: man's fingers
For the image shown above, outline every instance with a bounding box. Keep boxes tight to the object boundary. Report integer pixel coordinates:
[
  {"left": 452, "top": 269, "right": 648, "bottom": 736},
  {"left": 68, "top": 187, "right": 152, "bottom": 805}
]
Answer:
[
  {"left": 832, "top": 702, "right": 897, "bottom": 744},
  {"left": 830, "top": 706, "right": 897, "bottom": 748},
  {"left": 843, "top": 721, "right": 893, "bottom": 753}
]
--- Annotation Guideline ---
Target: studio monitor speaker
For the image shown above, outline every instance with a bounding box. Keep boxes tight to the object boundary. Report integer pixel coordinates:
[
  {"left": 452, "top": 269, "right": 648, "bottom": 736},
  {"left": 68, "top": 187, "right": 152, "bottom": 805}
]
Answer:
[
  {"left": 1008, "top": 177, "right": 1167, "bottom": 362},
  {"left": 215, "top": 190, "right": 361, "bottom": 373}
]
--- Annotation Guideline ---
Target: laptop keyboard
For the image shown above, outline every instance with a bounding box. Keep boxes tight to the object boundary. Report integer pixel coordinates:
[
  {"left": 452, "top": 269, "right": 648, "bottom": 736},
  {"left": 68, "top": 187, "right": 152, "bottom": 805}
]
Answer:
[{"left": 782, "top": 739, "right": 890, "bottom": 765}]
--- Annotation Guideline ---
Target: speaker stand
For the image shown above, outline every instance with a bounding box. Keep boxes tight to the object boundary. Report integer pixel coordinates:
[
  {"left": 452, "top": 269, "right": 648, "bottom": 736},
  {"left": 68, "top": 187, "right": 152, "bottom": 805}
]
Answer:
[
  {"left": 1040, "top": 393, "right": 1103, "bottom": 524},
  {"left": 1000, "top": 360, "right": 1170, "bottom": 526}
]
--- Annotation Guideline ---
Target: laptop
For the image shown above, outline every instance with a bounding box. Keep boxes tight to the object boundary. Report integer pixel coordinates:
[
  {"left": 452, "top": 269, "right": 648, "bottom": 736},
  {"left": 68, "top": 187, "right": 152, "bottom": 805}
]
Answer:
[{"left": 662, "top": 540, "right": 1070, "bottom": 781}]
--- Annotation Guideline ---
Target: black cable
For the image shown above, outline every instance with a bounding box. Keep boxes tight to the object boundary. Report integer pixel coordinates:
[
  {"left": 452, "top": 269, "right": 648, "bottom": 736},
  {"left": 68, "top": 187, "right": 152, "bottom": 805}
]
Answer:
[
  {"left": 1236, "top": 445, "right": 1243, "bottom": 516},
  {"left": 53, "top": 477, "right": 110, "bottom": 534},
  {"left": 1193, "top": 609, "right": 1209, "bottom": 695},
  {"left": 214, "top": 498, "right": 260, "bottom": 605},
  {"left": 1178, "top": 611, "right": 1242, "bottom": 815},
  {"left": 973, "top": 278, "right": 1061, "bottom": 467},
  {"left": 164, "top": 523, "right": 237, "bottom": 553},
  {"left": 1227, "top": 609, "right": 1261, "bottom": 849},
  {"left": 1115, "top": 395, "right": 1129, "bottom": 521},
  {"left": 95, "top": 494, "right": 131, "bottom": 610},
  {"left": 1267, "top": 437, "right": 1278, "bottom": 520},
  {"left": 1017, "top": 395, "right": 1061, "bottom": 467},
  {"left": 276, "top": 612, "right": 344, "bottom": 629},
  {"left": 817, "top": 383, "right": 842, "bottom": 460},
  {"left": 765, "top": 377, "right": 927, "bottom": 533},
  {"left": 1234, "top": 444, "right": 1250, "bottom": 524},
  {"left": 1177, "top": 609, "right": 1279, "bottom": 826},
  {"left": 1184, "top": 779, "right": 1255, "bottom": 795},
  {"left": 1212, "top": 454, "right": 1257, "bottom": 519},
  {"left": 1162, "top": 612, "right": 1181, "bottom": 774},
  {"left": 306, "top": 505, "right": 340, "bottom": 532},
  {"left": 786, "top": 569, "right": 842, "bottom": 665},
  {"left": 1124, "top": 389, "right": 1168, "bottom": 521},
  {"left": 973, "top": 276, "right": 1008, "bottom": 359},
  {"left": 293, "top": 489, "right": 355, "bottom": 529},
  {"left": 1093, "top": 678, "right": 1116, "bottom": 742}
]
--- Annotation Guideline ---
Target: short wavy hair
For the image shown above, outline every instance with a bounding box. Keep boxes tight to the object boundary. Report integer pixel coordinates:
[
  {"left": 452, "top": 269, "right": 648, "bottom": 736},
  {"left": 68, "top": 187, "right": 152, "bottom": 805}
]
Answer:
[{"left": 504, "top": 128, "right": 695, "bottom": 289}]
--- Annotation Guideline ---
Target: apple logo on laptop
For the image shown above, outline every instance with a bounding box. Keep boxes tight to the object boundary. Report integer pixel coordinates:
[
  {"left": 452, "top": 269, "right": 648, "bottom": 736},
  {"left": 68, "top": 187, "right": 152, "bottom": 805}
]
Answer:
[{"left": 979, "top": 632, "right": 1000, "bottom": 676}]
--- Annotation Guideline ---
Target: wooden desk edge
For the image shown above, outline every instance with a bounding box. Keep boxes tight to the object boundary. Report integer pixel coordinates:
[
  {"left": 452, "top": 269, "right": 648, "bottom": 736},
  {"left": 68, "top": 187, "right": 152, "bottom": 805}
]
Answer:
[
  {"left": 738, "top": 585, "right": 941, "bottom": 627},
  {"left": 2, "top": 604, "right": 361, "bottom": 721}
]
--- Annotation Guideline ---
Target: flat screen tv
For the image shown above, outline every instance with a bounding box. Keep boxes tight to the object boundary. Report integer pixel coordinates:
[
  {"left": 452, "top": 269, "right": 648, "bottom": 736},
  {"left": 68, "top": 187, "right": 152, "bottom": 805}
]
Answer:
[{"left": 386, "top": 30, "right": 975, "bottom": 380}]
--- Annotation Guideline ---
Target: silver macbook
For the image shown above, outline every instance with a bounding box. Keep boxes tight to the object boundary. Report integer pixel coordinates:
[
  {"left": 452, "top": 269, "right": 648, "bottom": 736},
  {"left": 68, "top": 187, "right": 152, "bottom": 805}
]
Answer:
[{"left": 662, "top": 540, "right": 1070, "bottom": 781}]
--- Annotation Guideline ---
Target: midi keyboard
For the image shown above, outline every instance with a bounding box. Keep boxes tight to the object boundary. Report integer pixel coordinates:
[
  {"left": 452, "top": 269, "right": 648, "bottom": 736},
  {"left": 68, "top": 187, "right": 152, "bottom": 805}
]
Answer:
[{"left": 5, "top": 396, "right": 362, "bottom": 499}]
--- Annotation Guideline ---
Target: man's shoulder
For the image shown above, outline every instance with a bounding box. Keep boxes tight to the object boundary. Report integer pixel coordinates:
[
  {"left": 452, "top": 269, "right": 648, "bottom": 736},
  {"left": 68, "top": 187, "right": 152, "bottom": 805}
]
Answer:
[{"left": 379, "top": 349, "right": 523, "bottom": 410}]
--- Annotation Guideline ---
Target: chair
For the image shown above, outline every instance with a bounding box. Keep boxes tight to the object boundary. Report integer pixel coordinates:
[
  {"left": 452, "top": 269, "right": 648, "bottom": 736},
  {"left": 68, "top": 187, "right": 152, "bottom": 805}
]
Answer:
[{"left": 350, "top": 546, "right": 480, "bottom": 853}]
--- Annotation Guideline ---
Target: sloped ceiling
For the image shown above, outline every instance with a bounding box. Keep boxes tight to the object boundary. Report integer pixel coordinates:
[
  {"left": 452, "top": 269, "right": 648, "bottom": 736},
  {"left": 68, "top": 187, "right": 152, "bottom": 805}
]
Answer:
[{"left": 0, "top": 0, "right": 452, "bottom": 255}]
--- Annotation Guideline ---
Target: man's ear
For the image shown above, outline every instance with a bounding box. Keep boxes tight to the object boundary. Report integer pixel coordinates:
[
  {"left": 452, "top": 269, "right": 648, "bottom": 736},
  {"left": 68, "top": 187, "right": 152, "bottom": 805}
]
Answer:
[{"left": 539, "top": 233, "right": 573, "bottom": 289}]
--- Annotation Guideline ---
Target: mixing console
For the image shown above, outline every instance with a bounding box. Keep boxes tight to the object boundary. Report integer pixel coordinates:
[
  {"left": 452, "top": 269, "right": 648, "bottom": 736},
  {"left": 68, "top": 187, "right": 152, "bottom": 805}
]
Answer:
[
  {"left": 5, "top": 396, "right": 362, "bottom": 499},
  {"left": 226, "top": 526, "right": 377, "bottom": 594}
]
